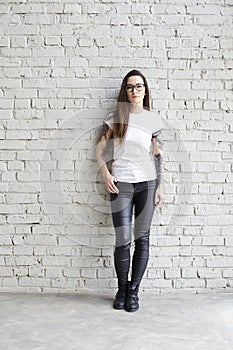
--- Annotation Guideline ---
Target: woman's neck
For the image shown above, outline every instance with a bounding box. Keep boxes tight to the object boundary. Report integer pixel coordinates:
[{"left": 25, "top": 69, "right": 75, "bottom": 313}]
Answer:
[{"left": 129, "top": 104, "right": 143, "bottom": 114}]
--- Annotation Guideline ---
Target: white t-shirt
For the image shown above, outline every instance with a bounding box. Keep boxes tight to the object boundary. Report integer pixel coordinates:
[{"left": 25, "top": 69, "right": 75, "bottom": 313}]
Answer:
[{"left": 104, "top": 109, "right": 164, "bottom": 183}]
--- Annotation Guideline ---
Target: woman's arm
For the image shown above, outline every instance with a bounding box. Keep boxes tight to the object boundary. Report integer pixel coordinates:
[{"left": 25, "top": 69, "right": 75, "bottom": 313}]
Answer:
[
  {"left": 152, "top": 130, "right": 164, "bottom": 185},
  {"left": 152, "top": 130, "right": 164, "bottom": 206},
  {"left": 96, "top": 125, "right": 119, "bottom": 194}
]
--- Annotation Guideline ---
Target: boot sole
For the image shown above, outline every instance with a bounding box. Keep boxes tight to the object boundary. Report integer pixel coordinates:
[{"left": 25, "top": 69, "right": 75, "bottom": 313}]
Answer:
[
  {"left": 125, "top": 306, "right": 139, "bottom": 312},
  {"left": 113, "top": 304, "right": 125, "bottom": 310}
]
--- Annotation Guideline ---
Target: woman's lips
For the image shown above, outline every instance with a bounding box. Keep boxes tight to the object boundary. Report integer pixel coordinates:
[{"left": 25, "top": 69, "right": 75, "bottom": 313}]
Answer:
[{"left": 132, "top": 95, "right": 139, "bottom": 98}]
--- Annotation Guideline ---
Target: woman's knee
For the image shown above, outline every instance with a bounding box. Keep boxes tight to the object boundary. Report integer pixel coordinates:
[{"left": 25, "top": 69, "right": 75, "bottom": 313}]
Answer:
[{"left": 134, "top": 231, "right": 150, "bottom": 247}]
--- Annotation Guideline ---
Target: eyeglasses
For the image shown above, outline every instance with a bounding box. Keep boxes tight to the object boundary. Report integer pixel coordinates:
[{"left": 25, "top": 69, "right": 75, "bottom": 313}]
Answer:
[{"left": 125, "top": 83, "right": 145, "bottom": 92}]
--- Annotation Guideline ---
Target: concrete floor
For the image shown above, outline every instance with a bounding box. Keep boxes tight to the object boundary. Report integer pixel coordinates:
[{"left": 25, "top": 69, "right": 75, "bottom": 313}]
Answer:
[{"left": 0, "top": 292, "right": 233, "bottom": 350}]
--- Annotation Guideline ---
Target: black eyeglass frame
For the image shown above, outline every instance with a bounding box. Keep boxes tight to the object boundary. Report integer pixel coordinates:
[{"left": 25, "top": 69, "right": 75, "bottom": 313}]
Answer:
[{"left": 125, "top": 83, "right": 145, "bottom": 92}]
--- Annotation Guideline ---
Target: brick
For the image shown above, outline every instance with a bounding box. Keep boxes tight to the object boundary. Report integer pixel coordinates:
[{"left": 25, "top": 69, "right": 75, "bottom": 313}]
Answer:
[
  {"left": 42, "top": 257, "right": 71, "bottom": 267},
  {"left": 207, "top": 257, "right": 233, "bottom": 267},
  {"left": 6, "top": 194, "right": 37, "bottom": 204},
  {"left": 147, "top": 269, "right": 164, "bottom": 279},
  {"left": 81, "top": 269, "right": 97, "bottom": 279},
  {"left": 13, "top": 246, "right": 34, "bottom": 256},
  {"left": 64, "top": 4, "right": 81, "bottom": 13},
  {"left": 198, "top": 268, "right": 222, "bottom": 278},
  {"left": 181, "top": 268, "right": 198, "bottom": 278},
  {"left": 2, "top": 277, "right": 18, "bottom": 287},
  {"left": 97, "top": 268, "right": 113, "bottom": 279},
  {"left": 63, "top": 268, "right": 80, "bottom": 278},
  {"left": 28, "top": 267, "right": 44, "bottom": 277},
  {"left": 13, "top": 266, "right": 29, "bottom": 277},
  {"left": 0, "top": 267, "right": 13, "bottom": 277},
  {"left": 45, "top": 267, "right": 62, "bottom": 278},
  {"left": 206, "top": 279, "right": 228, "bottom": 289},
  {"left": 164, "top": 269, "right": 180, "bottom": 279},
  {"left": 223, "top": 269, "right": 233, "bottom": 278},
  {"left": 18, "top": 277, "right": 50, "bottom": 287},
  {"left": 50, "top": 278, "right": 77, "bottom": 289},
  {"left": 174, "top": 279, "right": 205, "bottom": 289},
  {"left": 149, "top": 279, "right": 172, "bottom": 289}
]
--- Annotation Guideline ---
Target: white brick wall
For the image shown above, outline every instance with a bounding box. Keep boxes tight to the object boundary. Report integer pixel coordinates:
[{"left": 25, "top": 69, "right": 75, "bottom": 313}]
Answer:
[{"left": 0, "top": 0, "right": 232, "bottom": 294}]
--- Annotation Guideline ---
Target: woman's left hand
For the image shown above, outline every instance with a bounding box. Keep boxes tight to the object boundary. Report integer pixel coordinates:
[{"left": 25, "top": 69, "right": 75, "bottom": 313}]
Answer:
[{"left": 155, "top": 184, "right": 164, "bottom": 207}]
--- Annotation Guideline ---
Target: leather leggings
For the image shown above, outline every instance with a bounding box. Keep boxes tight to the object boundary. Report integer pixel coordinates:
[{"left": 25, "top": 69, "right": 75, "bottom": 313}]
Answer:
[{"left": 110, "top": 180, "right": 157, "bottom": 288}]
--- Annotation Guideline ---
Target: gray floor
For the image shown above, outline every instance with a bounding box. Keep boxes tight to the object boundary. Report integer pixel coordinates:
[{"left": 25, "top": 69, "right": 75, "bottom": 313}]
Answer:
[{"left": 0, "top": 292, "right": 233, "bottom": 350}]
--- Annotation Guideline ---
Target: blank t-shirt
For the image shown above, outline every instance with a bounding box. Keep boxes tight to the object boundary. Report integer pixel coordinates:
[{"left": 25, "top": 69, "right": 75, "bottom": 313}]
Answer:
[{"left": 104, "top": 109, "right": 164, "bottom": 183}]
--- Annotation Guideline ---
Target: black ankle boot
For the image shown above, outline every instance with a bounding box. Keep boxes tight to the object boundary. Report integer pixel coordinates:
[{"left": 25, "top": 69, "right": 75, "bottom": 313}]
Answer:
[
  {"left": 125, "top": 284, "right": 139, "bottom": 312},
  {"left": 113, "top": 284, "right": 127, "bottom": 310}
]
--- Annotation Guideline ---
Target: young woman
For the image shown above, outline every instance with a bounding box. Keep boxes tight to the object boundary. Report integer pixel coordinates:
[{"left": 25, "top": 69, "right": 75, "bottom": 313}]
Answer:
[{"left": 96, "top": 69, "right": 164, "bottom": 312}]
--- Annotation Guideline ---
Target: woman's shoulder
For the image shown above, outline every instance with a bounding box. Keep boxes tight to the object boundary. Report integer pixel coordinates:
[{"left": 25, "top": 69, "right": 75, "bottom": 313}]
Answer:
[
  {"left": 104, "top": 109, "right": 116, "bottom": 128},
  {"left": 143, "top": 109, "right": 164, "bottom": 133}
]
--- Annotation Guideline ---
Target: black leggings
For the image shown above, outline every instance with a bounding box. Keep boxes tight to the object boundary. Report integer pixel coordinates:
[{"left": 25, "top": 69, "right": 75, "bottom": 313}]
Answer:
[{"left": 110, "top": 180, "right": 157, "bottom": 288}]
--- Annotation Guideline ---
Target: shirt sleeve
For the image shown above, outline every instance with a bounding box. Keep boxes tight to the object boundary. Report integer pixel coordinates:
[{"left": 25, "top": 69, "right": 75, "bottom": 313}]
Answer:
[
  {"left": 99, "top": 122, "right": 110, "bottom": 139},
  {"left": 152, "top": 129, "right": 163, "bottom": 149},
  {"left": 152, "top": 114, "right": 164, "bottom": 136},
  {"left": 151, "top": 114, "right": 164, "bottom": 149},
  {"left": 104, "top": 111, "right": 114, "bottom": 130},
  {"left": 97, "top": 112, "right": 114, "bottom": 142}
]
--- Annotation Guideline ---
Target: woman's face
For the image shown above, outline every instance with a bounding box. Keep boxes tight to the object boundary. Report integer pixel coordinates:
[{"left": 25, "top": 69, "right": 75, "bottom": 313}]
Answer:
[{"left": 125, "top": 75, "right": 145, "bottom": 106}]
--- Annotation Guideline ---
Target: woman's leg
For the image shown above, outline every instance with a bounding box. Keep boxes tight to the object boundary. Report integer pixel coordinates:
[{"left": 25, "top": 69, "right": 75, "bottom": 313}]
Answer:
[
  {"left": 131, "top": 231, "right": 150, "bottom": 289},
  {"left": 110, "top": 182, "right": 134, "bottom": 309},
  {"left": 125, "top": 180, "right": 157, "bottom": 312},
  {"left": 131, "top": 180, "right": 157, "bottom": 287}
]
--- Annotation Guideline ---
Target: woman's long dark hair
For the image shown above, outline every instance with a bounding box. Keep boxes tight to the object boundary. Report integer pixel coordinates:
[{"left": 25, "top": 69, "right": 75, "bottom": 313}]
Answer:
[{"left": 107, "top": 70, "right": 150, "bottom": 141}]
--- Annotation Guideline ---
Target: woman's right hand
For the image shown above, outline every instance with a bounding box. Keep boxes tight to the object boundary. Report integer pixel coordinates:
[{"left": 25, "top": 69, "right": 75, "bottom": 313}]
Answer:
[{"left": 103, "top": 172, "right": 119, "bottom": 194}]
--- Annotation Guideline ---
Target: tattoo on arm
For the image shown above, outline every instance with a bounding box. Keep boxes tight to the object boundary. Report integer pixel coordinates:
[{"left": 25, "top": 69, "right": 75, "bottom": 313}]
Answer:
[
  {"left": 152, "top": 130, "right": 164, "bottom": 185},
  {"left": 96, "top": 123, "right": 113, "bottom": 173}
]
